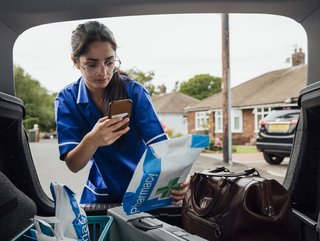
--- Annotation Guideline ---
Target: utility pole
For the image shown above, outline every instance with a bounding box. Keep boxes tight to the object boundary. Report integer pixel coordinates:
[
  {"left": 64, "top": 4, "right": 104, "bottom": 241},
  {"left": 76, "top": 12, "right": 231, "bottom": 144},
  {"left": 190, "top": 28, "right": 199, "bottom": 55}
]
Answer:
[{"left": 221, "top": 13, "right": 232, "bottom": 164}]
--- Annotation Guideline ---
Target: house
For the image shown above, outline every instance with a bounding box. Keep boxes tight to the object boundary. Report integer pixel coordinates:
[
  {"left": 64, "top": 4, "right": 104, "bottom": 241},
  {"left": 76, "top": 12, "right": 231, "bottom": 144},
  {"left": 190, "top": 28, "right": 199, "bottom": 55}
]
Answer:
[
  {"left": 152, "top": 91, "right": 200, "bottom": 135},
  {"left": 186, "top": 49, "right": 307, "bottom": 145}
]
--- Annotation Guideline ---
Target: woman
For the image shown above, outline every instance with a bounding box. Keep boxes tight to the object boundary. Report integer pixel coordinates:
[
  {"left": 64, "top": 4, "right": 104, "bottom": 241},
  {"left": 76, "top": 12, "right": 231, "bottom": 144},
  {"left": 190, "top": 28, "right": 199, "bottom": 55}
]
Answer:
[{"left": 55, "top": 20, "right": 188, "bottom": 204}]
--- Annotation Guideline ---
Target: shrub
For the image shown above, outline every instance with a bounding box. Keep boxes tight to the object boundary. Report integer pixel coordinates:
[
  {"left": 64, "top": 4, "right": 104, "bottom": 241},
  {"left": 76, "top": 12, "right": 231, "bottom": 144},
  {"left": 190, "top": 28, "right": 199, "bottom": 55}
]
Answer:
[{"left": 207, "top": 137, "right": 222, "bottom": 151}]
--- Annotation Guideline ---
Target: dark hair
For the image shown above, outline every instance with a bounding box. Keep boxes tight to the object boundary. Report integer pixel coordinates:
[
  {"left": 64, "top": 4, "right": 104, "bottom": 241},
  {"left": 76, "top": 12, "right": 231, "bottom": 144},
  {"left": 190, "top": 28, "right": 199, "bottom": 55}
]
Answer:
[{"left": 71, "top": 21, "right": 127, "bottom": 111}]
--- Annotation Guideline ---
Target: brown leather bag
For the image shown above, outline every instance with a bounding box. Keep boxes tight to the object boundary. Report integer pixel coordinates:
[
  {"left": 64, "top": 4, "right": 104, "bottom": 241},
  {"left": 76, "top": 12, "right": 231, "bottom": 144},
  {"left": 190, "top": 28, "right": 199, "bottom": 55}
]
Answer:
[{"left": 182, "top": 167, "right": 299, "bottom": 241}]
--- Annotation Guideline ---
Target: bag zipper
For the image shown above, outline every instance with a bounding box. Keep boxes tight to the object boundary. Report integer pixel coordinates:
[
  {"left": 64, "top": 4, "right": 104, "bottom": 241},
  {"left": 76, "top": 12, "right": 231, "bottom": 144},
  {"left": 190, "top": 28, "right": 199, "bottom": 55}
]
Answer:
[{"left": 186, "top": 210, "right": 222, "bottom": 239}]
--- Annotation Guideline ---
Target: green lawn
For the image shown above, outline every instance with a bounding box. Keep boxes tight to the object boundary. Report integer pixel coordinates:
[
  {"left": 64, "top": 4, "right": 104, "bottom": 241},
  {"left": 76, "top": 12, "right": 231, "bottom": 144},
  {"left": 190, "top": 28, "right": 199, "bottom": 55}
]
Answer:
[{"left": 232, "top": 145, "right": 258, "bottom": 153}]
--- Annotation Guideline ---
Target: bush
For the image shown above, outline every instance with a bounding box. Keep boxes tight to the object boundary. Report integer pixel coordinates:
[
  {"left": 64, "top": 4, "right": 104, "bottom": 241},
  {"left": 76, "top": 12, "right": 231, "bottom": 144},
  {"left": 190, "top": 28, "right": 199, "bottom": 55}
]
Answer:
[
  {"left": 207, "top": 137, "right": 222, "bottom": 151},
  {"left": 23, "top": 117, "right": 39, "bottom": 130},
  {"left": 166, "top": 129, "right": 183, "bottom": 138}
]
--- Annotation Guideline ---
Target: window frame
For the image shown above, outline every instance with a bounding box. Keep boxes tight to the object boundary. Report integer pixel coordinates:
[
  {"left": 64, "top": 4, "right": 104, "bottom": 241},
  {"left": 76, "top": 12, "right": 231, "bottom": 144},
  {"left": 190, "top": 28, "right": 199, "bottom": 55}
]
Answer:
[
  {"left": 214, "top": 109, "right": 243, "bottom": 133},
  {"left": 195, "top": 111, "right": 210, "bottom": 131},
  {"left": 253, "top": 106, "right": 272, "bottom": 132},
  {"left": 215, "top": 110, "right": 223, "bottom": 133},
  {"left": 231, "top": 109, "right": 243, "bottom": 133}
]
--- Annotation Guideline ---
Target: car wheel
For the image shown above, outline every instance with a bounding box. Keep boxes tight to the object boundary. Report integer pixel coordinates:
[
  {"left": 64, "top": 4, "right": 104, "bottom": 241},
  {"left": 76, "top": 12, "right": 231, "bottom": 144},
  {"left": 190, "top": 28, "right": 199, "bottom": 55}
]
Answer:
[{"left": 263, "top": 153, "right": 284, "bottom": 165}]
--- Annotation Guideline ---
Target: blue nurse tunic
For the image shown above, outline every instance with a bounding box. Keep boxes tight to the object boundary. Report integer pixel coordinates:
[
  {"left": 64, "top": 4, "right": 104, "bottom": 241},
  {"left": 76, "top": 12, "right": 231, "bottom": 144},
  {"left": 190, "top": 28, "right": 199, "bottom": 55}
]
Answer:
[{"left": 55, "top": 75, "right": 167, "bottom": 203}]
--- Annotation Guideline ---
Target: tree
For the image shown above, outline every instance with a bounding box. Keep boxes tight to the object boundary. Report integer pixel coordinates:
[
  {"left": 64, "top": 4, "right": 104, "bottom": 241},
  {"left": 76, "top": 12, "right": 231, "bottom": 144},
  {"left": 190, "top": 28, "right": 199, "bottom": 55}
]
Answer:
[
  {"left": 173, "top": 81, "right": 180, "bottom": 92},
  {"left": 14, "top": 66, "right": 56, "bottom": 131},
  {"left": 179, "top": 74, "right": 221, "bottom": 100},
  {"left": 127, "top": 69, "right": 158, "bottom": 96}
]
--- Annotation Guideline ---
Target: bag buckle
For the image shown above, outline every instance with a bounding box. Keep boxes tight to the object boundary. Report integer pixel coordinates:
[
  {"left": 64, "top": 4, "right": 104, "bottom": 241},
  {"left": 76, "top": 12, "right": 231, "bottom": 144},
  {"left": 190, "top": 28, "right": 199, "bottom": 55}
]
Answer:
[{"left": 265, "top": 205, "right": 275, "bottom": 217}]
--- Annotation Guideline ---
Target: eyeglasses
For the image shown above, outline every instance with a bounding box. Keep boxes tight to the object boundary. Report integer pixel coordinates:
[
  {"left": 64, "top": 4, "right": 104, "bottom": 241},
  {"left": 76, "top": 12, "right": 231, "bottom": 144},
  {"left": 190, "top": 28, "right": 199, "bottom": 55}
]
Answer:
[{"left": 81, "top": 55, "right": 121, "bottom": 77}]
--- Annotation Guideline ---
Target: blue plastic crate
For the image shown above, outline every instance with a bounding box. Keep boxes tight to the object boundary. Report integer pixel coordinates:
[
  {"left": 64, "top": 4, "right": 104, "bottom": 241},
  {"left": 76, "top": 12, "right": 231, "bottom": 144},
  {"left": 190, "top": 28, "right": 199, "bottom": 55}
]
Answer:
[{"left": 12, "top": 215, "right": 113, "bottom": 241}]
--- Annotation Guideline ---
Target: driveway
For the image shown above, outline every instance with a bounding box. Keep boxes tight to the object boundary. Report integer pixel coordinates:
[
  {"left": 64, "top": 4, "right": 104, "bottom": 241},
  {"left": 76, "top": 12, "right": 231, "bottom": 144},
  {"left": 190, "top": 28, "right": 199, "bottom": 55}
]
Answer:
[{"left": 30, "top": 139, "right": 289, "bottom": 200}]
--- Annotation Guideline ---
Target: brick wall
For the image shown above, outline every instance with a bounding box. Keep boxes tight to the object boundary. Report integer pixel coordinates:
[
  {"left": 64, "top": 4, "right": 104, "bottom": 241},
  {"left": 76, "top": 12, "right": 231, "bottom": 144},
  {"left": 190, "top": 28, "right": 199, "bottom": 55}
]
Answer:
[
  {"left": 242, "top": 108, "right": 255, "bottom": 143},
  {"left": 187, "top": 112, "right": 195, "bottom": 134}
]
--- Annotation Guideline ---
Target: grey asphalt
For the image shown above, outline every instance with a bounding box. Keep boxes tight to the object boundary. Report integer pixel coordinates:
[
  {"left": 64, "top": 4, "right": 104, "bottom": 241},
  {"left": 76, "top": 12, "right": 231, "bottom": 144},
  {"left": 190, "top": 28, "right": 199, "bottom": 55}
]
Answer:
[
  {"left": 192, "top": 152, "right": 288, "bottom": 184},
  {"left": 29, "top": 139, "right": 287, "bottom": 200},
  {"left": 29, "top": 139, "right": 89, "bottom": 200}
]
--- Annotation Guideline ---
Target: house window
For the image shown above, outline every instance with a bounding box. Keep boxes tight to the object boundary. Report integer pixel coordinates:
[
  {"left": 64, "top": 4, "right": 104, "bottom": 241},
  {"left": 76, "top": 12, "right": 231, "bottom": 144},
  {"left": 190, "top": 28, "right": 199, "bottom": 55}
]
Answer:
[
  {"left": 215, "top": 110, "right": 223, "bottom": 133},
  {"left": 195, "top": 111, "right": 209, "bottom": 130},
  {"left": 254, "top": 106, "right": 271, "bottom": 132},
  {"left": 232, "top": 109, "right": 243, "bottom": 133},
  {"left": 215, "top": 109, "right": 243, "bottom": 133}
]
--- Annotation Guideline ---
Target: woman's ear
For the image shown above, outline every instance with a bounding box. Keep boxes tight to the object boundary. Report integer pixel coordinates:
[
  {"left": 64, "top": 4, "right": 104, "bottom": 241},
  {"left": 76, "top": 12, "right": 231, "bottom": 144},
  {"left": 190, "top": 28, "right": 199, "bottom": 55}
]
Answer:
[{"left": 71, "top": 55, "right": 80, "bottom": 69}]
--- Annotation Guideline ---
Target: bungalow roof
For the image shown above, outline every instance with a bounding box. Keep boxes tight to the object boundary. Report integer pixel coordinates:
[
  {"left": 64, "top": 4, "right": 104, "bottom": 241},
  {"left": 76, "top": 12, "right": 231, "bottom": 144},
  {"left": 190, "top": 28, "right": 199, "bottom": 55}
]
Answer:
[
  {"left": 152, "top": 91, "right": 200, "bottom": 114},
  {"left": 186, "top": 64, "right": 307, "bottom": 112}
]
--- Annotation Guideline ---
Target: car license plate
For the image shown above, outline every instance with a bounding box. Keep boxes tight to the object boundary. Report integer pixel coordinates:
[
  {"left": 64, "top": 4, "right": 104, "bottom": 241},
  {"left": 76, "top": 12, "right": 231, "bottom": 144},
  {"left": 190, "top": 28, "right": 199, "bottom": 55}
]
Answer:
[{"left": 268, "top": 124, "right": 290, "bottom": 132}]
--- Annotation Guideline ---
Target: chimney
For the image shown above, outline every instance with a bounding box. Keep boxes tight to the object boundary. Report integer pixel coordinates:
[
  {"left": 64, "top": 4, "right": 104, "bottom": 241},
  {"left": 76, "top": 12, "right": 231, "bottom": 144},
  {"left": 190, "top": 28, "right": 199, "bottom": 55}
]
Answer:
[
  {"left": 158, "top": 84, "right": 167, "bottom": 94},
  {"left": 291, "top": 48, "right": 305, "bottom": 66}
]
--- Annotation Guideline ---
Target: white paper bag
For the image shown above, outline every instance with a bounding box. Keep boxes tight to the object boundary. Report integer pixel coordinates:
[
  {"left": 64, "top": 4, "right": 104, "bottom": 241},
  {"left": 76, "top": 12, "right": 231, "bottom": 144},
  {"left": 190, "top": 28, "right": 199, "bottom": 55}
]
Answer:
[{"left": 122, "top": 134, "right": 209, "bottom": 215}]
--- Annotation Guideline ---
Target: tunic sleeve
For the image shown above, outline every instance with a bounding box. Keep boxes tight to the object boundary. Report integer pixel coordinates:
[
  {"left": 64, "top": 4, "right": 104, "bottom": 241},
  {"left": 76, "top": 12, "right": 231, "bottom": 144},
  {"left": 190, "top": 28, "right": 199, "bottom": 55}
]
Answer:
[{"left": 55, "top": 92, "right": 83, "bottom": 160}]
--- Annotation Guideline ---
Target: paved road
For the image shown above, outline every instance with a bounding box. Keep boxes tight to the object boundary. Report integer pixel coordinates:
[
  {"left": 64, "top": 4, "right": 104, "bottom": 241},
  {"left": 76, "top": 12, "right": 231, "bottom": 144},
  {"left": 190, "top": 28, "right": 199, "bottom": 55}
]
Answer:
[
  {"left": 29, "top": 139, "right": 89, "bottom": 200},
  {"left": 29, "top": 139, "right": 288, "bottom": 199},
  {"left": 193, "top": 152, "right": 288, "bottom": 184}
]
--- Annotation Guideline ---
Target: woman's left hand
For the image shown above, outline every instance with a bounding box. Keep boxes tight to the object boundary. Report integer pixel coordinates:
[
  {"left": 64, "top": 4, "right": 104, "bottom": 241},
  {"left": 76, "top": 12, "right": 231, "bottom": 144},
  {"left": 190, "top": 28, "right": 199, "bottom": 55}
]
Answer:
[{"left": 170, "top": 181, "right": 190, "bottom": 206}]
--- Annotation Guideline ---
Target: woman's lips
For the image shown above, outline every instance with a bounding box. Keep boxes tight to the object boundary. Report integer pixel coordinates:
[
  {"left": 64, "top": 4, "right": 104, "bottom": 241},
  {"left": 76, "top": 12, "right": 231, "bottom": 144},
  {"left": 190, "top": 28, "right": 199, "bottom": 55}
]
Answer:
[
  {"left": 95, "top": 75, "right": 111, "bottom": 84},
  {"left": 97, "top": 78, "right": 107, "bottom": 83}
]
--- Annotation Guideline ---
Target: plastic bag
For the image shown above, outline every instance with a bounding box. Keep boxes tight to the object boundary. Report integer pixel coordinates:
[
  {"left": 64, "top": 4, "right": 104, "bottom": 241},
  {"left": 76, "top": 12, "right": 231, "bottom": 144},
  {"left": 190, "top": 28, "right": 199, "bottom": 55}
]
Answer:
[
  {"left": 47, "top": 182, "right": 89, "bottom": 241},
  {"left": 32, "top": 216, "right": 75, "bottom": 241},
  {"left": 122, "top": 134, "right": 209, "bottom": 215},
  {"left": 31, "top": 183, "right": 89, "bottom": 240}
]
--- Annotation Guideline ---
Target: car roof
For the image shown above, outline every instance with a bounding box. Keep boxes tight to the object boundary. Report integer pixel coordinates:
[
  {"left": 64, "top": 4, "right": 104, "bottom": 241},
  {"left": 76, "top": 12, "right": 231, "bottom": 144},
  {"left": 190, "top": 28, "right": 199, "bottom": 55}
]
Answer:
[
  {"left": 272, "top": 105, "right": 301, "bottom": 111},
  {"left": 1, "top": 1, "right": 320, "bottom": 240},
  {"left": 0, "top": 0, "right": 317, "bottom": 33},
  {"left": 1, "top": 0, "right": 320, "bottom": 96}
]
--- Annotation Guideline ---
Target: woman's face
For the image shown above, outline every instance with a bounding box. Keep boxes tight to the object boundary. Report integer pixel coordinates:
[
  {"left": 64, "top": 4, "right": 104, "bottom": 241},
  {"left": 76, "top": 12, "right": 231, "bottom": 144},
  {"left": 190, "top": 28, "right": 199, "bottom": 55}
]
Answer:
[{"left": 78, "top": 41, "right": 116, "bottom": 92}]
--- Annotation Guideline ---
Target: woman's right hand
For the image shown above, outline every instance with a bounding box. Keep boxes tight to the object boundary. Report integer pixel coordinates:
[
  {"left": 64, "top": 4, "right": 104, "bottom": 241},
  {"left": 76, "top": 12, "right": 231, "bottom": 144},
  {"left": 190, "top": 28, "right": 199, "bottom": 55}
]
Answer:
[
  {"left": 88, "top": 116, "right": 130, "bottom": 148},
  {"left": 65, "top": 116, "right": 129, "bottom": 173}
]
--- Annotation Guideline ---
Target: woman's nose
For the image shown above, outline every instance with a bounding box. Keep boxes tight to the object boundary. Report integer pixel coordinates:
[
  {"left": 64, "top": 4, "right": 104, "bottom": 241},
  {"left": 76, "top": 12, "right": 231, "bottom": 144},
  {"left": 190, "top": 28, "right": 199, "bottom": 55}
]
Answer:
[{"left": 97, "top": 65, "right": 107, "bottom": 76}]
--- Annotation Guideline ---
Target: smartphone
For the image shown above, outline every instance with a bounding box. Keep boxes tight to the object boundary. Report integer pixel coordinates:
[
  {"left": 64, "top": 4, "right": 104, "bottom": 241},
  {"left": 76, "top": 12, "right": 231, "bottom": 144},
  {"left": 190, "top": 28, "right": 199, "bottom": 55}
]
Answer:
[{"left": 108, "top": 99, "right": 132, "bottom": 131}]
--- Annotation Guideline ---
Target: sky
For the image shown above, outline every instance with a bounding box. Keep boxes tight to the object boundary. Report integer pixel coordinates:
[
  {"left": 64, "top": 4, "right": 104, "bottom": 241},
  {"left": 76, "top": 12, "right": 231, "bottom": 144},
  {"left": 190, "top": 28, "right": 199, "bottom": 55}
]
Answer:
[{"left": 13, "top": 13, "right": 307, "bottom": 93}]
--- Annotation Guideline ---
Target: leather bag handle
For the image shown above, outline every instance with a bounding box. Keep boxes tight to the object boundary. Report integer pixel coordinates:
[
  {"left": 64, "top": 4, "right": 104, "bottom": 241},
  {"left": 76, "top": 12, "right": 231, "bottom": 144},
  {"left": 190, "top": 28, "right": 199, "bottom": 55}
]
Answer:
[
  {"left": 206, "top": 166, "right": 230, "bottom": 173},
  {"left": 200, "top": 167, "right": 260, "bottom": 177}
]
